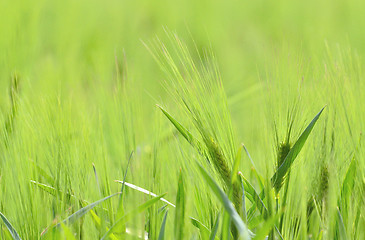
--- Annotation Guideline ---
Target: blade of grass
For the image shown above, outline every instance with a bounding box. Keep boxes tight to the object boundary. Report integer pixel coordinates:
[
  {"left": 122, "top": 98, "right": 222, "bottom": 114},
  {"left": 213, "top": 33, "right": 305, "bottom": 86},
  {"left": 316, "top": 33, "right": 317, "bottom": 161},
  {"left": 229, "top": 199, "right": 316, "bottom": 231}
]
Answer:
[
  {"left": 115, "top": 180, "right": 175, "bottom": 207},
  {"left": 115, "top": 151, "right": 133, "bottom": 233},
  {"left": 316, "top": 230, "right": 323, "bottom": 240},
  {"left": 158, "top": 210, "right": 168, "bottom": 240},
  {"left": 92, "top": 163, "right": 101, "bottom": 196},
  {"left": 30, "top": 160, "right": 55, "bottom": 185},
  {"left": 175, "top": 170, "right": 185, "bottom": 240},
  {"left": 0, "top": 211, "right": 21, "bottom": 240},
  {"left": 88, "top": 209, "right": 119, "bottom": 240},
  {"left": 232, "top": 144, "right": 243, "bottom": 184},
  {"left": 209, "top": 213, "right": 220, "bottom": 240},
  {"left": 49, "top": 192, "right": 120, "bottom": 232},
  {"left": 157, "top": 105, "right": 203, "bottom": 152},
  {"left": 239, "top": 173, "right": 268, "bottom": 218},
  {"left": 101, "top": 193, "right": 166, "bottom": 239},
  {"left": 190, "top": 217, "right": 210, "bottom": 239},
  {"left": 197, "top": 164, "right": 251, "bottom": 240},
  {"left": 337, "top": 207, "right": 348, "bottom": 240},
  {"left": 60, "top": 223, "right": 77, "bottom": 240},
  {"left": 241, "top": 182, "right": 247, "bottom": 223},
  {"left": 243, "top": 144, "right": 257, "bottom": 170},
  {"left": 271, "top": 107, "right": 325, "bottom": 192},
  {"left": 252, "top": 211, "right": 282, "bottom": 240},
  {"left": 221, "top": 210, "right": 231, "bottom": 240}
]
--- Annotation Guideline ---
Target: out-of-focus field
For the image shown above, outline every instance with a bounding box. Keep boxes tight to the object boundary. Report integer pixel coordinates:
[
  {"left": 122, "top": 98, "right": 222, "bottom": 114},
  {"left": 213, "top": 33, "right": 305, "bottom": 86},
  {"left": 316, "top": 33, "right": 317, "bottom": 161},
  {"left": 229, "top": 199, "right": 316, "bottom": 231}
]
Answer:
[{"left": 0, "top": 0, "right": 364, "bottom": 239}]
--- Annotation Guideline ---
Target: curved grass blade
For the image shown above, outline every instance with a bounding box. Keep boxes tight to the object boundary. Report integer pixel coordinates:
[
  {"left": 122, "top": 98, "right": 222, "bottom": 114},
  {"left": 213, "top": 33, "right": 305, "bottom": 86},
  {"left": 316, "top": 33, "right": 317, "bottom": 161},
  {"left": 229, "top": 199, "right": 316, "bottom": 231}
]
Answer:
[
  {"left": 252, "top": 211, "right": 282, "bottom": 240},
  {"left": 60, "top": 223, "right": 77, "bottom": 240},
  {"left": 101, "top": 194, "right": 166, "bottom": 239},
  {"left": 49, "top": 192, "right": 120, "bottom": 232},
  {"left": 88, "top": 209, "right": 119, "bottom": 240},
  {"left": 92, "top": 163, "right": 101, "bottom": 196},
  {"left": 175, "top": 170, "right": 185, "bottom": 240},
  {"left": 341, "top": 158, "right": 356, "bottom": 205},
  {"left": 242, "top": 145, "right": 264, "bottom": 189},
  {"left": 271, "top": 107, "right": 325, "bottom": 192},
  {"left": 190, "top": 217, "right": 210, "bottom": 239},
  {"left": 30, "top": 160, "right": 55, "bottom": 185},
  {"left": 30, "top": 180, "right": 73, "bottom": 199},
  {"left": 157, "top": 105, "right": 203, "bottom": 152},
  {"left": 115, "top": 151, "right": 134, "bottom": 233},
  {"left": 197, "top": 164, "right": 251, "bottom": 240},
  {"left": 0, "top": 211, "right": 21, "bottom": 240},
  {"left": 243, "top": 144, "right": 257, "bottom": 170},
  {"left": 239, "top": 173, "right": 268, "bottom": 218},
  {"left": 32, "top": 180, "right": 114, "bottom": 238},
  {"left": 209, "top": 214, "right": 220, "bottom": 240},
  {"left": 158, "top": 210, "right": 168, "bottom": 240},
  {"left": 316, "top": 230, "right": 323, "bottom": 240},
  {"left": 337, "top": 207, "right": 348, "bottom": 240},
  {"left": 241, "top": 182, "right": 247, "bottom": 223},
  {"left": 232, "top": 144, "right": 243, "bottom": 184},
  {"left": 115, "top": 180, "right": 175, "bottom": 207},
  {"left": 221, "top": 210, "right": 231, "bottom": 240}
]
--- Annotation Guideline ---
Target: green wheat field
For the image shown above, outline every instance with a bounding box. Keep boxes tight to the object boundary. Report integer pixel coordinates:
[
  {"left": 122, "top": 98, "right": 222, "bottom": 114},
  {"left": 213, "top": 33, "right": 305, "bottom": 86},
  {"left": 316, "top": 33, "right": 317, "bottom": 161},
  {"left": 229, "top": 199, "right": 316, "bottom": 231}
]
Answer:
[{"left": 1, "top": 0, "right": 364, "bottom": 239}]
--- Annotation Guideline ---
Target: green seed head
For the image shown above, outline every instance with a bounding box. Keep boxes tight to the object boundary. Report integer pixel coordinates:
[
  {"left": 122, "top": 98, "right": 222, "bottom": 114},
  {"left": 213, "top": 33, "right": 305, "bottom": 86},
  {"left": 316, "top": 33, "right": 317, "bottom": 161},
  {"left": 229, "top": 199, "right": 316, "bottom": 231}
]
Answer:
[{"left": 277, "top": 141, "right": 291, "bottom": 169}]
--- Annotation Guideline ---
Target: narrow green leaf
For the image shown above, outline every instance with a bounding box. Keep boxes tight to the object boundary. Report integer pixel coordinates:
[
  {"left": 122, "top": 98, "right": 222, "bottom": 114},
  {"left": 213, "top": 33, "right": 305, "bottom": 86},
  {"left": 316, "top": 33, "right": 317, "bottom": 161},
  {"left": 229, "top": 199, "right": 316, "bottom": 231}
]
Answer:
[
  {"left": 115, "top": 180, "right": 175, "bottom": 207},
  {"left": 221, "top": 210, "right": 231, "bottom": 240},
  {"left": 243, "top": 144, "right": 257, "bottom": 170},
  {"left": 232, "top": 144, "right": 243, "bottom": 184},
  {"left": 190, "top": 217, "right": 210, "bottom": 239},
  {"left": 341, "top": 158, "right": 356, "bottom": 204},
  {"left": 242, "top": 145, "right": 264, "bottom": 189},
  {"left": 101, "top": 194, "right": 166, "bottom": 239},
  {"left": 115, "top": 151, "right": 133, "bottom": 234},
  {"left": 271, "top": 107, "right": 325, "bottom": 192},
  {"left": 30, "top": 180, "right": 79, "bottom": 203},
  {"left": 30, "top": 160, "right": 55, "bottom": 185},
  {"left": 30, "top": 180, "right": 64, "bottom": 197},
  {"left": 241, "top": 182, "right": 247, "bottom": 223},
  {"left": 197, "top": 164, "right": 251, "bottom": 240},
  {"left": 158, "top": 210, "right": 168, "bottom": 240},
  {"left": 239, "top": 174, "right": 268, "bottom": 219},
  {"left": 252, "top": 211, "right": 282, "bottom": 240},
  {"left": 52, "top": 193, "right": 120, "bottom": 231},
  {"left": 60, "top": 223, "right": 77, "bottom": 240},
  {"left": 92, "top": 163, "right": 101, "bottom": 196},
  {"left": 88, "top": 209, "right": 119, "bottom": 240},
  {"left": 0, "top": 211, "right": 21, "bottom": 240},
  {"left": 175, "top": 170, "right": 185, "bottom": 240},
  {"left": 316, "top": 230, "right": 323, "bottom": 240},
  {"left": 337, "top": 207, "right": 348, "bottom": 240},
  {"left": 209, "top": 214, "right": 220, "bottom": 240},
  {"left": 157, "top": 105, "right": 203, "bottom": 152}
]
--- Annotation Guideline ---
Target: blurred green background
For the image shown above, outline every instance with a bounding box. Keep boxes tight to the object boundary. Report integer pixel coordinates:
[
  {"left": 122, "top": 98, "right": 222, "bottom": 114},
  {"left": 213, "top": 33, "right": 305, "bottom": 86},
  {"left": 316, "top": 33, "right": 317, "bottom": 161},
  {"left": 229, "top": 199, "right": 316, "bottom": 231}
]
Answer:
[{"left": 1, "top": 0, "right": 364, "bottom": 135}]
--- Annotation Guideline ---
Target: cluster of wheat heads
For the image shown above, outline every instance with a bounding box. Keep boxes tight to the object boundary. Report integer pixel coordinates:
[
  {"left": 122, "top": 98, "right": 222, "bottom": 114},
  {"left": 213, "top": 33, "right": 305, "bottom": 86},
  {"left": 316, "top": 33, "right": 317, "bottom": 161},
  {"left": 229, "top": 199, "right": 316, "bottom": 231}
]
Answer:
[{"left": 146, "top": 33, "right": 358, "bottom": 240}]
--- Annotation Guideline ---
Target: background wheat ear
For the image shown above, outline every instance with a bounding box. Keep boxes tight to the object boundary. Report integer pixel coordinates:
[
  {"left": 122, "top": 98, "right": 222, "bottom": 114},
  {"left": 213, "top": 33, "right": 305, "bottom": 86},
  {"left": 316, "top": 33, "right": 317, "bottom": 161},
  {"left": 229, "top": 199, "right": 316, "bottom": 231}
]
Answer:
[{"left": 271, "top": 107, "right": 325, "bottom": 194}]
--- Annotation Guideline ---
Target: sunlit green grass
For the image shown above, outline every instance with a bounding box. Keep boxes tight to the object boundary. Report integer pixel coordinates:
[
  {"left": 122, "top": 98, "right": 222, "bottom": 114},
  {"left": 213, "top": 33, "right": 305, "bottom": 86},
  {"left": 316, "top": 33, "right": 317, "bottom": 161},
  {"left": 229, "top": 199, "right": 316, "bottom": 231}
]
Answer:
[{"left": 1, "top": 0, "right": 364, "bottom": 239}]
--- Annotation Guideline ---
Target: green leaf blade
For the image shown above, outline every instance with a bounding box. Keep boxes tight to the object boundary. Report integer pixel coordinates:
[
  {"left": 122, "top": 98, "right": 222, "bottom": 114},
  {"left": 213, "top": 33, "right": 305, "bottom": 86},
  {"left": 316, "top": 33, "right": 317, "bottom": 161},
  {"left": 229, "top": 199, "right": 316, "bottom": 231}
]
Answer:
[
  {"left": 158, "top": 210, "right": 169, "bottom": 240},
  {"left": 0, "top": 211, "right": 22, "bottom": 240},
  {"left": 197, "top": 164, "right": 251, "bottom": 240},
  {"left": 271, "top": 107, "right": 325, "bottom": 192}
]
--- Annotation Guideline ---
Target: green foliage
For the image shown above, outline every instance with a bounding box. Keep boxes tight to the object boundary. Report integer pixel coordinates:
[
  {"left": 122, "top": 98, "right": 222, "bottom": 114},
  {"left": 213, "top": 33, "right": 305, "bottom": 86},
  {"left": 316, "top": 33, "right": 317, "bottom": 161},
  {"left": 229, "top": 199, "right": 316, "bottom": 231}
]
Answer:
[
  {"left": 174, "top": 170, "right": 186, "bottom": 240},
  {"left": 0, "top": 211, "right": 21, "bottom": 240},
  {"left": 158, "top": 210, "right": 168, "bottom": 240},
  {"left": 197, "top": 164, "right": 251, "bottom": 240},
  {"left": 1, "top": 1, "right": 365, "bottom": 239},
  {"left": 271, "top": 107, "right": 325, "bottom": 193}
]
